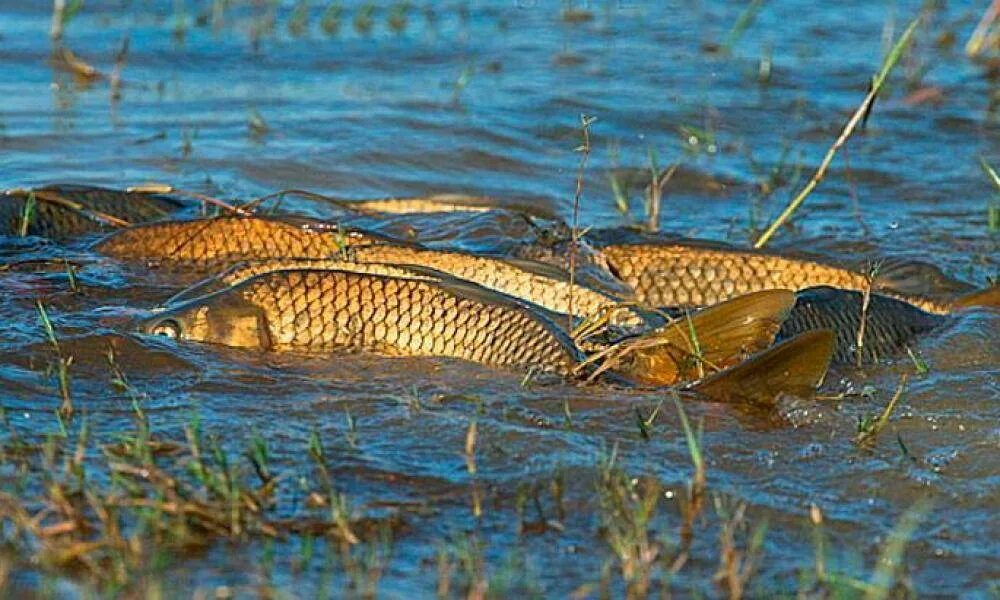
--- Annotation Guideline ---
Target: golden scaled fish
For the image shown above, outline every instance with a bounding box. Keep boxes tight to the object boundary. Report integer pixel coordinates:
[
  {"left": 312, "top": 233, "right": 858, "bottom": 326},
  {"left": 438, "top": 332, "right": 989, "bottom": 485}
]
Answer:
[
  {"left": 153, "top": 245, "right": 647, "bottom": 328},
  {"left": 141, "top": 266, "right": 822, "bottom": 400},
  {"left": 350, "top": 194, "right": 496, "bottom": 214},
  {"left": 159, "top": 254, "right": 796, "bottom": 387},
  {"left": 347, "top": 193, "right": 559, "bottom": 221},
  {"left": 141, "top": 268, "right": 584, "bottom": 374},
  {"left": 93, "top": 215, "right": 390, "bottom": 271},
  {"left": 1, "top": 184, "right": 186, "bottom": 239},
  {"left": 597, "top": 240, "right": 1000, "bottom": 316},
  {"left": 347, "top": 244, "right": 645, "bottom": 328}
]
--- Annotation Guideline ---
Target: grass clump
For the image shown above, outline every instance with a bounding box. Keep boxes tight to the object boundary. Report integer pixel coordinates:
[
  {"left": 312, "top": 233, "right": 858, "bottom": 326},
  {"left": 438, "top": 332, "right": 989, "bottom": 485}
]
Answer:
[{"left": 0, "top": 407, "right": 404, "bottom": 595}]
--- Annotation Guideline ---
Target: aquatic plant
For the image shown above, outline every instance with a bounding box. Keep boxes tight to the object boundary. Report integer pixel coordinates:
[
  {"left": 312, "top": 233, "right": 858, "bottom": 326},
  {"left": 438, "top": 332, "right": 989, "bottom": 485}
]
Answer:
[{"left": 754, "top": 15, "right": 922, "bottom": 248}]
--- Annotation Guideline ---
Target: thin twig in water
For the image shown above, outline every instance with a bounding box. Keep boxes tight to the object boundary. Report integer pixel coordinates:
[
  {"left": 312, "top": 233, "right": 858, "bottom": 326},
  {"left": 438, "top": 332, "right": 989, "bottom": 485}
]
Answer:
[
  {"left": 11, "top": 189, "right": 132, "bottom": 228},
  {"left": 645, "top": 151, "right": 680, "bottom": 233},
  {"left": 110, "top": 36, "right": 130, "bottom": 104},
  {"left": 128, "top": 184, "right": 249, "bottom": 216},
  {"left": 855, "top": 260, "right": 882, "bottom": 368},
  {"left": 856, "top": 374, "right": 908, "bottom": 446},
  {"left": 754, "top": 16, "right": 921, "bottom": 248},
  {"left": 842, "top": 145, "right": 871, "bottom": 237},
  {"left": 568, "top": 114, "right": 597, "bottom": 332}
]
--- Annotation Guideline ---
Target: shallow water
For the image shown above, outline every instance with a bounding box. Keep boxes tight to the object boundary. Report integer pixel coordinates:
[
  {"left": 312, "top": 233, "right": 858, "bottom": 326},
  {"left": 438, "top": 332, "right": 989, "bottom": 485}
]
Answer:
[{"left": 1, "top": 0, "right": 999, "bottom": 597}]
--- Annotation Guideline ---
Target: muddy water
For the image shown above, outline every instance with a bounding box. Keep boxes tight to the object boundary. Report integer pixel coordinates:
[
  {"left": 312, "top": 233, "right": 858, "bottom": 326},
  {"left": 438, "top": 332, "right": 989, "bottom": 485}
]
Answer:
[{"left": 1, "top": 0, "right": 999, "bottom": 596}]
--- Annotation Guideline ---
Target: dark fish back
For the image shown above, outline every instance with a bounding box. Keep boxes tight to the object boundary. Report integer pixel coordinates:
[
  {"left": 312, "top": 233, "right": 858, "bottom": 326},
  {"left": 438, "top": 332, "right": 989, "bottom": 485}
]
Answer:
[
  {"left": 777, "top": 286, "right": 943, "bottom": 364},
  {"left": 1, "top": 185, "right": 187, "bottom": 239}
]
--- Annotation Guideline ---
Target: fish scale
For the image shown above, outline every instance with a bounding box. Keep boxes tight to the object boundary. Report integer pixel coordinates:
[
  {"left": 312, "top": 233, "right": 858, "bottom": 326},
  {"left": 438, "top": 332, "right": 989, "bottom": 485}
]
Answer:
[
  {"left": 145, "top": 269, "right": 580, "bottom": 374},
  {"left": 1, "top": 185, "right": 186, "bottom": 239},
  {"left": 348, "top": 244, "right": 641, "bottom": 327},
  {"left": 600, "top": 243, "right": 954, "bottom": 315},
  {"left": 775, "top": 287, "right": 943, "bottom": 363},
  {"left": 94, "top": 216, "right": 384, "bottom": 271}
]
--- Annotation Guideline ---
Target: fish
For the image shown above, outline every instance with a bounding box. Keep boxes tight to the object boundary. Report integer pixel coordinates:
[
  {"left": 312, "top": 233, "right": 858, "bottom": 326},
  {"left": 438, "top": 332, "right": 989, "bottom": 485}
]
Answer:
[
  {"left": 0, "top": 184, "right": 187, "bottom": 240},
  {"left": 148, "top": 242, "right": 647, "bottom": 328},
  {"left": 93, "top": 215, "right": 391, "bottom": 272},
  {"left": 161, "top": 254, "right": 797, "bottom": 387},
  {"left": 138, "top": 268, "right": 584, "bottom": 374},
  {"left": 596, "top": 240, "right": 999, "bottom": 316},
  {"left": 349, "top": 194, "right": 498, "bottom": 214},
  {"left": 347, "top": 193, "right": 559, "bottom": 220},
  {"left": 138, "top": 266, "right": 836, "bottom": 403},
  {"left": 144, "top": 265, "right": 814, "bottom": 396},
  {"left": 347, "top": 244, "right": 646, "bottom": 327},
  {"left": 776, "top": 286, "right": 943, "bottom": 364}
]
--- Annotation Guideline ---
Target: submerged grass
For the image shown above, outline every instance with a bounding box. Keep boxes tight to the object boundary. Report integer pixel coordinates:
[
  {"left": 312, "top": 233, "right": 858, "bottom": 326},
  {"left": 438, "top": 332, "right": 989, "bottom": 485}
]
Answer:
[
  {"left": 856, "top": 374, "right": 908, "bottom": 446},
  {"left": 18, "top": 191, "right": 36, "bottom": 237},
  {"left": 36, "top": 301, "right": 73, "bottom": 420},
  {"left": 6, "top": 416, "right": 398, "bottom": 590},
  {"left": 981, "top": 157, "right": 1000, "bottom": 233},
  {"left": 0, "top": 384, "right": 937, "bottom": 598}
]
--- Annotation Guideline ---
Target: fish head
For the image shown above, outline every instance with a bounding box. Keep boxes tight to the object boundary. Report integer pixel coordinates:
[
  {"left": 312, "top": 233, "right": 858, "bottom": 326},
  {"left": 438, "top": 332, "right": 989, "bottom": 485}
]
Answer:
[{"left": 137, "top": 290, "right": 272, "bottom": 350}]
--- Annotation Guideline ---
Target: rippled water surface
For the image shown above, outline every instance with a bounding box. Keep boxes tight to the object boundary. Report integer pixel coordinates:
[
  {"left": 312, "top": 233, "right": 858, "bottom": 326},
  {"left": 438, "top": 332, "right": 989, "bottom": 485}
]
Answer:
[{"left": 1, "top": 0, "right": 999, "bottom": 597}]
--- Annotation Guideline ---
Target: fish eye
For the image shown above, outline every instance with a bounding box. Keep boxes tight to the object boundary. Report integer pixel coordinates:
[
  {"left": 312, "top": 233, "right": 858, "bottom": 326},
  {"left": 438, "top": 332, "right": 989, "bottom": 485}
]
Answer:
[{"left": 150, "top": 319, "right": 181, "bottom": 340}]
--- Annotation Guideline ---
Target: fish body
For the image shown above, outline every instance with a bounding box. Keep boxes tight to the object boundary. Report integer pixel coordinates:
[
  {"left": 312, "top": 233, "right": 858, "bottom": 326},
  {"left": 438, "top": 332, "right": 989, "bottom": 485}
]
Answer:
[
  {"left": 141, "top": 267, "right": 834, "bottom": 402},
  {"left": 1, "top": 185, "right": 186, "bottom": 239},
  {"left": 94, "top": 216, "right": 388, "bottom": 271},
  {"left": 348, "top": 193, "right": 559, "bottom": 220},
  {"left": 350, "top": 194, "right": 496, "bottom": 214},
  {"left": 777, "top": 287, "right": 943, "bottom": 364},
  {"left": 154, "top": 262, "right": 800, "bottom": 393},
  {"left": 598, "top": 241, "right": 954, "bottom": 315},
  {"left": 139, "top": 268, "right": 582, "bottom": 374},
  {"left": 163, "top": 259, "right": 437, "bottom": 306},
  {"left": 348, "top": 244, "right": 644, "bottom": 327}
]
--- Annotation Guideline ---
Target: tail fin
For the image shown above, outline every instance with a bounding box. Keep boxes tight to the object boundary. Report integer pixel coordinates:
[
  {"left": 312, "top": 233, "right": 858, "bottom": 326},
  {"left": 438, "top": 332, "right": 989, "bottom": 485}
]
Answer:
[
  {"left": 611, "top": 290, "right": 795, "bottom": 386},
  {"left": 951, "top": 285, "right": 1000, "bottom": 310},
  {"left": 691, "top": 329, "right": 835, "bottom": 408}
]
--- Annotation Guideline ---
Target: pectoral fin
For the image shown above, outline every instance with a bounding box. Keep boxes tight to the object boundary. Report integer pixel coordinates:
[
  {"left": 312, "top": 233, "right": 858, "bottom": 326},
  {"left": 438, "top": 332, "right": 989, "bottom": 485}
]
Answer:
[
  {"left": 614, "top": 289, "right": 795, "bottom": 386},
  {"left": 690, "top": 329, "right": 835, "bottom": 407}
]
